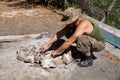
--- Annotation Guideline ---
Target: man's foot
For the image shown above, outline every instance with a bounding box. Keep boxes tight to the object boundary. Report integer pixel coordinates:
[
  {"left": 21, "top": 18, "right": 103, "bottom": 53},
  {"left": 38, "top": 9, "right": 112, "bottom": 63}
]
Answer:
[
  {"left": 78, "top": 56, "right": 93, "bottom": 67},
  {"left": 91, "top": 52, "right": 97, "bottom": 60}
]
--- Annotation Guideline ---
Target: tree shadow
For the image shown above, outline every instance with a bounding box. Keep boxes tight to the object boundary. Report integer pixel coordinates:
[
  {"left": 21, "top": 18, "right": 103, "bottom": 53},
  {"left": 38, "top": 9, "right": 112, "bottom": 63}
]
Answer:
[{"left": 7, "top": 0, "right": 43, "bottom": 9}]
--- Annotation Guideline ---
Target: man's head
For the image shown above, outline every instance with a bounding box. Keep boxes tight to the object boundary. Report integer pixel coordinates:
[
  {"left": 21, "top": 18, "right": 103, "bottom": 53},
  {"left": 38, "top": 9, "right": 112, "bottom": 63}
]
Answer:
[{"left": 62, "top": 7, "right": 82, "bottom": 24}]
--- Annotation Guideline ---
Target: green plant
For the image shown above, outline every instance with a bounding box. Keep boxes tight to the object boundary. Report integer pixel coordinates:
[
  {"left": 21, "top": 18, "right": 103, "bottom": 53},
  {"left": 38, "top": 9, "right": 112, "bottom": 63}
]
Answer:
[
  {"left": 67, "top": 2, "right": 79, "bottom": 8},
  {"left": 91, "top": 0, "right": 112, "bottom": 10},
  {"left": 105, "top": 14, "right": 120, "bottom": 29},
  {"left": 112, "top": 0, "right": 120, "bottom": 14},
  {"left": 44, "top": 0, "right": 64, "bottom": 9},
  {"left": 43, "top": 0, "right": 79, "bottom": 9}
]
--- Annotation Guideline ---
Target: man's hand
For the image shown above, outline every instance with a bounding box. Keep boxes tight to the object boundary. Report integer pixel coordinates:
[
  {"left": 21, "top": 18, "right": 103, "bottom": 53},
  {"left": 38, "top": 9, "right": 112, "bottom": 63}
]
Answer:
[
  {"left": 51, "top": 50, "right": 58, "bottom": 58},
  {"left": 40, "top": 44, "right": 48, "bottom": 53}
]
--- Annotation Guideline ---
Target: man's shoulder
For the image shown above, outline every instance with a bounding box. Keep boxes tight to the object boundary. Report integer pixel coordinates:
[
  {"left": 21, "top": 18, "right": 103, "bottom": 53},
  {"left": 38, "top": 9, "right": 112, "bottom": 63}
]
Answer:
[{"left": 80, "top": 19, "right": 91, "bottom": 26}]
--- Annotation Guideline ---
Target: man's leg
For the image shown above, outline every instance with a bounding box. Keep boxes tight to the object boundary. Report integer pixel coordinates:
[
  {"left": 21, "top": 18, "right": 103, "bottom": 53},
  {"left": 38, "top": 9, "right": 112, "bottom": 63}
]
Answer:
[{"left": 76, "top": 35, "right": 105, "bottom": 67}]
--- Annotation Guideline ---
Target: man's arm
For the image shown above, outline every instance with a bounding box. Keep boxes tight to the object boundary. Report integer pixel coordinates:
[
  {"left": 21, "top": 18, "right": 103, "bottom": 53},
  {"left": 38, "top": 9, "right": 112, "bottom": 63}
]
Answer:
[
  {"left": 40, "top": 22, "right": 74, "bottom": 52},
  {"left": 52, "top": 21, "right": 87, "bottom": 56}
]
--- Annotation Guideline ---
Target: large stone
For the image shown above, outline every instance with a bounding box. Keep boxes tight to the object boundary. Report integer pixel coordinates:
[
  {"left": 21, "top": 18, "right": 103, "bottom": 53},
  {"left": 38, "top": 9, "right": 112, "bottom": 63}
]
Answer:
[
  {"left": 17, "top": 46, "right": 29, "bottom": 61},
  {"left": 17, "top": 45, "right": 36, "bottom": 62},
  {"left": 40, "top": 52, "right": 57, "bottom": 69},
  {"left": 62, "top": 51, "right": 73, "bottom": 65}
]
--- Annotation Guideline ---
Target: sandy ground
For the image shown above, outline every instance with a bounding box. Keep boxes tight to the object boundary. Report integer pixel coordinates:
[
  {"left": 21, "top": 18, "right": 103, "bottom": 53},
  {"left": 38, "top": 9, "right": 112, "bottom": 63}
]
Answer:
[
  {"left": 0, "top": 1, "right": 64, "bottom": 36},
  {"left": 0, "top": 1, "right": 120, "bottom": 80}
]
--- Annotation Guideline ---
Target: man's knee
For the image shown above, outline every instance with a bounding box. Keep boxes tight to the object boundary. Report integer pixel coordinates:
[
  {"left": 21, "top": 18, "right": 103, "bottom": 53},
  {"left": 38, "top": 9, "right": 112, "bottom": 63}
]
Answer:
[
  {"left": 93, "top": 42, "right": 105, "bottom": 51},
  {"left": 76, "top": 35, "right": 91, "bottom": 53}
]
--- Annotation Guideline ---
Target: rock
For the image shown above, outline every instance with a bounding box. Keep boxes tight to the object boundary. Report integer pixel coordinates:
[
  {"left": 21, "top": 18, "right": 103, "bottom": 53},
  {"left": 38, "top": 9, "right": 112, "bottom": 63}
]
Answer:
[
  {"left": 34, "top": 53, "right": 41, "bottom": 64},
  {"left": 16, "top": 45, "right": 74, "bottom": 69},
  {"left": 27, "top": 45, "right": 36, "bottom": 55},
  {"left": 40, "top": 52, "right": 56, "bottom": 69},
  {"left": 62, "top": 51, "right": 73, "bottom": 65},
  {"left": 24, "top": 55, "right": 34, "bottom": 63},
  {"left": 56, "top": 59, "right": 63, "bottom": 65},
  {"left": 41, "top": 58, "right": 56, "bottom": 69},
  {"left": 16, "top": 45, "right": 36, "bottom": 62},
  {"left": 16, "top": 46, "right": 29, "bottom": 61}
]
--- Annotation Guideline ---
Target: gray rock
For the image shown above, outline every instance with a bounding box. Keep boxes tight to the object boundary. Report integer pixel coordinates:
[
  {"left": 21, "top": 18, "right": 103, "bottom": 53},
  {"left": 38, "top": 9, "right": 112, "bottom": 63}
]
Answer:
[
  {"left": 16, "top": 46, "right": 29, "bottom": 61},
  {"left": 62, "top": 51, "right": 73, "bottom": 65},
  {"left": 40, "top": 52, "right": 56, "bottom": 69}
]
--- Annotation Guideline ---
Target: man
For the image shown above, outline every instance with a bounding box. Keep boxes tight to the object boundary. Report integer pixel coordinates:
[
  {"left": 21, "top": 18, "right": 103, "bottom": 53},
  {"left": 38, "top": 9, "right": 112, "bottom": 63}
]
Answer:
[{"left": 40, "top": 8, "right": 105, "bottom": 67}]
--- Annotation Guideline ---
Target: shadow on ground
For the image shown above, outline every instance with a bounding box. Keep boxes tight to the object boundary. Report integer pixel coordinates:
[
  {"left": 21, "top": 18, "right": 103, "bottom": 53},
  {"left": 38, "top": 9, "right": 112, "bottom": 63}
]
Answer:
[{"left": 7, "top": 0, "right": 41, "bottom": 9}]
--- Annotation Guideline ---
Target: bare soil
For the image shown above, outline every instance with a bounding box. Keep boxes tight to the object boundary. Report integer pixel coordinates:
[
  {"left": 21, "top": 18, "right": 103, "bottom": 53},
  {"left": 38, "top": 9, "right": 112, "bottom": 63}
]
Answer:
[
  {"left": 0, "top": 1, "right": 120, "bottom": 80},
  {"left": 0, "top": 0, "right": 64, "bottom": 36}
]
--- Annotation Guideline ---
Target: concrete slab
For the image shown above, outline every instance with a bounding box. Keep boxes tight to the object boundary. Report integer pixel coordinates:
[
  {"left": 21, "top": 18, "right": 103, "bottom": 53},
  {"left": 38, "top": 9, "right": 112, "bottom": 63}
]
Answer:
[{"left": 0, "top": 36, "right": 120, "bottom": 80}]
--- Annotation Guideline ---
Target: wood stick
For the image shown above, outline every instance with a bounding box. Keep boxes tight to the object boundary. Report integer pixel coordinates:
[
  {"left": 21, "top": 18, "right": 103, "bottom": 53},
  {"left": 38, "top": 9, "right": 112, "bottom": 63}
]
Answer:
[{"left": 0, "top": 33, "right": 45, "bottom": 42}]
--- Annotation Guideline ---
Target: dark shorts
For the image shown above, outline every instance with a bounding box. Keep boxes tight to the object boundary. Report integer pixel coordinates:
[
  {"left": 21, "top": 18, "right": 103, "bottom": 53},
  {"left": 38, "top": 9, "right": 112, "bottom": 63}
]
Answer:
[{"left": 76, "top": 35, "right": 105, "bottom": 53}]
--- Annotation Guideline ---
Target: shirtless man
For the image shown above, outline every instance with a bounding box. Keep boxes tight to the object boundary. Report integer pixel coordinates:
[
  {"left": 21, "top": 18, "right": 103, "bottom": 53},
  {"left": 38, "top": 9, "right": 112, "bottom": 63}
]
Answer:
[{"left": 40, "top": 8, "right": 105, "bottom": 67}]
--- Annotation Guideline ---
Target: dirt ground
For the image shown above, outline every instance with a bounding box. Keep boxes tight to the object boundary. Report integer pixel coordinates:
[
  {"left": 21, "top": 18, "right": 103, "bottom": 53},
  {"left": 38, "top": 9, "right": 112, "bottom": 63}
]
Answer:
[
  {"left": 0, "top": 0, "right": 64, "bottom": 36},
  {"left": 0, "top": 1, "right": 120, "bottom": 80}
]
